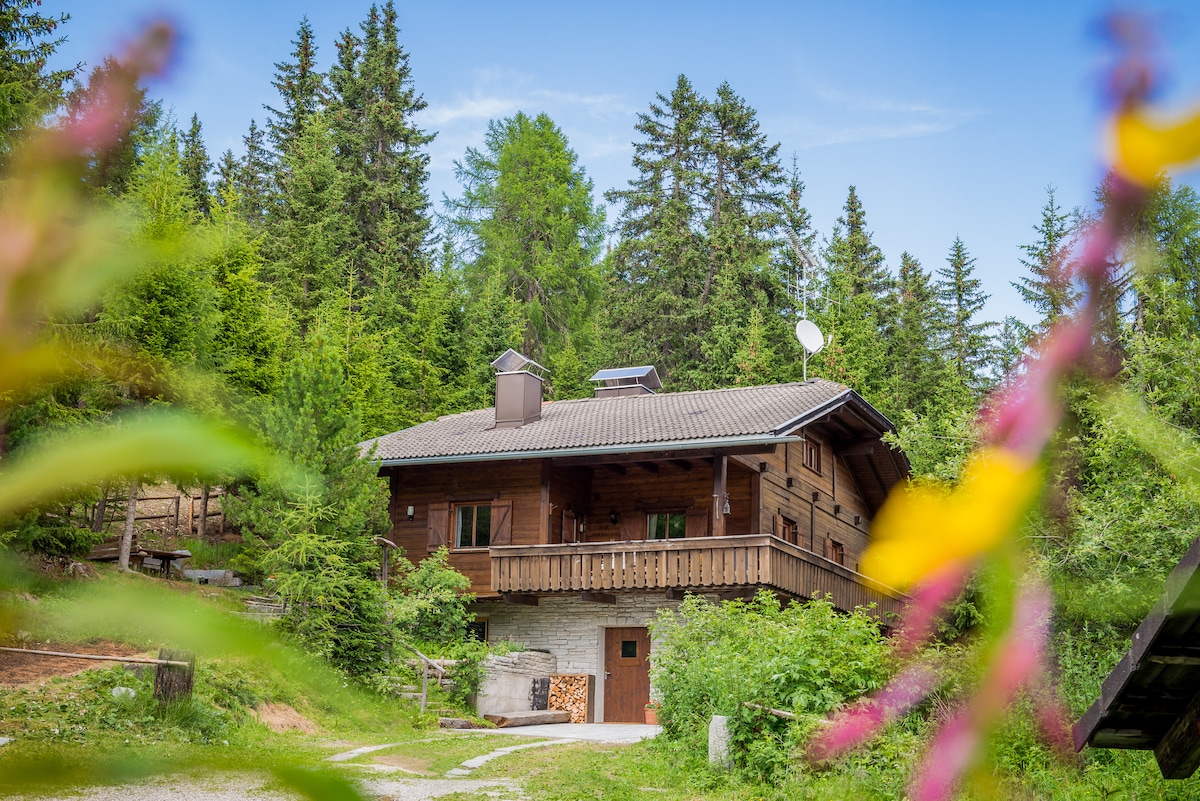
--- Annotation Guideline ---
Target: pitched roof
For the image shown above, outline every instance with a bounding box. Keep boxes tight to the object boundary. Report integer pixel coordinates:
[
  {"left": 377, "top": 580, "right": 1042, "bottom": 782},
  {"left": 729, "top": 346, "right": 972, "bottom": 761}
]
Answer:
[{"left": 364, "top": 378, "right": 888, "bottom": 465}]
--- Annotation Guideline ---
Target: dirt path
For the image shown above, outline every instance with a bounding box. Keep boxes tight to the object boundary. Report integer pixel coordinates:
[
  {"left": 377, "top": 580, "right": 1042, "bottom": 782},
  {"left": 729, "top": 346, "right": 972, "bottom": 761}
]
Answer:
[{"left": 0, "top": 641, "right": 143, "bottom": 685}]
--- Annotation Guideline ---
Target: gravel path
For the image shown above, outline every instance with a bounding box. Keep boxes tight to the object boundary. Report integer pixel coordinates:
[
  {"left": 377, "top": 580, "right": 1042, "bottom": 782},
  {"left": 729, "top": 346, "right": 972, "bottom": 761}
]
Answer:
[{"left": 24, "top": 773, "right": 526, "bottom": 801}]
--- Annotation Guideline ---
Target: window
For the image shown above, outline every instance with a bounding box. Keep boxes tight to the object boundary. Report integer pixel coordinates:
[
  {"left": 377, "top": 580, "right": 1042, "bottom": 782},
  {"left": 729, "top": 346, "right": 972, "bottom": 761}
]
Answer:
[
  {"left": 466, "top": 619, "right": 488, "bottom": 642},
  {"left": 804, "top": 438, "right": 822, "bottom": 474},
  {"left": 780, "top": 516, "right": 799, "bottom": 545},
  {"left": 830, "top": 540, "right": 845, "bottom": 566},
  {"left": 647, "top": 511, "right": 686, "bottom": 540},
  {"left": 455, "top": 504, "right": 491, "bottom": 548}
]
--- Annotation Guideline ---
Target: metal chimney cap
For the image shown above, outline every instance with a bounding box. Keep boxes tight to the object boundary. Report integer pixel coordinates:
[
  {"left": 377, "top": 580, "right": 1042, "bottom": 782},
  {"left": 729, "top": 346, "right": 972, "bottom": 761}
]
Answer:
[{"left": 491, "top": 348, "right": 548, "bottom": 376}]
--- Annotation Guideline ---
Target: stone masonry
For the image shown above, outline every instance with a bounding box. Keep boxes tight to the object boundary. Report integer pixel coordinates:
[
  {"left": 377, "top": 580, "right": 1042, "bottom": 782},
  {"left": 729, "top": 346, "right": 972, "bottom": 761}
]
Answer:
[{"left": 476, "top": 592, "right": 713, "bottom": 721}]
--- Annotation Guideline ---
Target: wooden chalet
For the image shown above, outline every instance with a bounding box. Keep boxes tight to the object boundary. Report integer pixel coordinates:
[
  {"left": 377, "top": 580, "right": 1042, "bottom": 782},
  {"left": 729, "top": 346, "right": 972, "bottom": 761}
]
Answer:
[{"left": 364, "top": 351, "right": 910, "bottom": 722}]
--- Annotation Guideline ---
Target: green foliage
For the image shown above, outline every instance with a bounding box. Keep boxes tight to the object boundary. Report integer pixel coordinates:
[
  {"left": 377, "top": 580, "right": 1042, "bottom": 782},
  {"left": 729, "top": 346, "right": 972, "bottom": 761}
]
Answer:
[
  {"left": 391, "top": 546, "right": 474, "bottom": 643},
  {"left": 0, "top": 511, "right": 100, "bottom": 558},
  {"left": 226, "top": 336, "right": 390, "bottom": 675},
  {"left": 451, "top": 111, "right": 605, "bottom": 363},
  {"left": 0, "top": 0, "right": 75, "bottom": 163},
  {"left": 650, "top": 592, "right": 890, "bottom": 780}
]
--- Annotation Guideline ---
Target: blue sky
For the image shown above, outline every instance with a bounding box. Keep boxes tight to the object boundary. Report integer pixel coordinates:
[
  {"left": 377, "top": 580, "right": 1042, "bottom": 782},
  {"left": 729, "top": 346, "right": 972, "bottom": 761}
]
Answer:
[{"left": 50, "top": 1, "right": 1200, "bottom": 325}]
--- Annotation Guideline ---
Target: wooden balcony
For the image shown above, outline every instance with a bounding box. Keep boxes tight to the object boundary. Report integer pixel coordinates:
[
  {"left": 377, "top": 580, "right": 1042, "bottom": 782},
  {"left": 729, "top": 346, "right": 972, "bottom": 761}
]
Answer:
[{"left": 490, "top": 534, "right": 906, "bottom": 620}]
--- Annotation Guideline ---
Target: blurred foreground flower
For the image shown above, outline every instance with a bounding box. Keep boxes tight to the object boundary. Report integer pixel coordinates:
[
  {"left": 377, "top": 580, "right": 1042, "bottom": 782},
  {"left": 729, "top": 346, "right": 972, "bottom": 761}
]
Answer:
[{"left": 808, "top": 14, "right": 1200, "bottom": 800}]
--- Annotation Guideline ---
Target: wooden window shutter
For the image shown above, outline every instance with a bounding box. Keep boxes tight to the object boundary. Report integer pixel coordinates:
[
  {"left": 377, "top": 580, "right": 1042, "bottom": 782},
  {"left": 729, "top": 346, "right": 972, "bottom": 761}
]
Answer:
[
  {"left": 490, "top": 500, "right": 513, "bottom": 546},
  {"left": 772, "top": 514, "right": 782, "bottom": 538},
  {"left": 427, "top": 503, "right": 449, "bottom": 551},
  {"left": 619, "top": 513, "right": 642, "bottom": 541},
  {"left": 685, "top": 508, "right": 709, "bottom": 538}
]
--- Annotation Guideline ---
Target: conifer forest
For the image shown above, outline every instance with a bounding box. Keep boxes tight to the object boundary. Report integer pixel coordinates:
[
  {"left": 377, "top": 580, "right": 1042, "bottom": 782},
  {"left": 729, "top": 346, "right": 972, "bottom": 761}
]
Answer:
[{"left": 7, "top": 2, "right": 1200, "bottom": 799}]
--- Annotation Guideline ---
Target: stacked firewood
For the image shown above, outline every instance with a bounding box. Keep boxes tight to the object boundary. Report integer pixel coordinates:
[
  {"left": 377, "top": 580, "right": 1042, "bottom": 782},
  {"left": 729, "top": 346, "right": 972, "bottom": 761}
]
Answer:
[{"left": 548, "top": 674, "right": 593, "bottom": 723}]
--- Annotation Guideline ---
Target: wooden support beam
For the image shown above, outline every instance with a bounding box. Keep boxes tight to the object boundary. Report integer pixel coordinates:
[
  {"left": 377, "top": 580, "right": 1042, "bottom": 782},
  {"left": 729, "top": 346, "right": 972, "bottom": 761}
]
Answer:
[
  {"left": 839, "top": 439, "right": 878, "bottom": 457},
  {"left": 605, "top": 463, "right": 627, "bottom": 476},
  {"left": 501, "top": 593, "right": 539, "bottom": 606},
  {"left": 718, "top": 588, "right": 757, "bottom": 602},
  {"left": 1155, "top": 683, "right": 1200, "bottom": 778},
  {"left": 670, "top": 460, "right": 693, "bottom": 471},
  {"left": 582, "top": 592, "right": 616, "bottom": 604},
  {"left": 637, "top": 462, "right": 659, "bottom": 474},
  {"left": 712, "top": 452, "right": 728, "bottom": 538},
  {"left": 1148, "top": 655, "right": 1200, "bottom": 666}
]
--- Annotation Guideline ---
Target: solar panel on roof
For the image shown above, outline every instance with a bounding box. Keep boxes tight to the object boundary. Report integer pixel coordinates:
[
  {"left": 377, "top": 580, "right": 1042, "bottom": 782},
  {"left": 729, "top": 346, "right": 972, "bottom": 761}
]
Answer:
[{"left": 589, "top": 366, "right": 662, "bottom": 389}]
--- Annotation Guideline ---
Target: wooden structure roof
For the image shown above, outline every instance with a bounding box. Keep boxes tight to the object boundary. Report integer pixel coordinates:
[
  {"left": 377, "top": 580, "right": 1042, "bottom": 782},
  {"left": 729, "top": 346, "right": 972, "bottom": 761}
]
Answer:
[
  {"left": 363, "top": 379, "right": 910, "bottom": 515},
  {"left": 1074, "top": 537, "right": 1200, "bottom": 778}
]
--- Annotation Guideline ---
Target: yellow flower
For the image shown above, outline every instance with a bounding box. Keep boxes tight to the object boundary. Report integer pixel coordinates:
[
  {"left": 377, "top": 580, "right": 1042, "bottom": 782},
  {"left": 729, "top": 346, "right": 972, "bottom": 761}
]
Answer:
[
  {"left": 1111, "top": 106, "right": 1200, "bottom": 186},
  {"left": 860, "top": 448, "right": 1042, "bottom": 590}
]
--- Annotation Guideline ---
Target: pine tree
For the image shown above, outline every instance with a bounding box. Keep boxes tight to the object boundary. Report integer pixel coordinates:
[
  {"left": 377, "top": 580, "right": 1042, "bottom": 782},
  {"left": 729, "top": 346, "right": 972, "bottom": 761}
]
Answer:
[
  {"left": 605, "top": 76, "right": 788, "bottom": 387},
  {"left": 449, "top": 112, "right": 605, "bottom": 362},
  {"left": 265, "top": 16, "right": 324, "bottom": 161},
  {"left": 885, "top": 252, "right": 959, "bottom": 417},
  {"left": 1013, "top": 187, "right": 1080, "bottom": 338},
  {"left": 64, "top": 56, "right": 161, "bottom": 196},
  {"left": 237, "top": 119, "right": 273, "bottom": 226},
  {"left": 225, "top": 336, "right": 390, "bottom": 675},
  {"left": 327, "top": 1, "right": 435, "bottom": 310},
  {"left": 937, "top": 236, "right": 993, "bottom": 388},
  {"left": 180, "top": 113, "right": 212, "bottom": 217},
  {"left": 0, "top": 1, "right": 76, "bottom": 163},
  {"left": 812, "top": 187, "right": 893, "bottom": 403}
]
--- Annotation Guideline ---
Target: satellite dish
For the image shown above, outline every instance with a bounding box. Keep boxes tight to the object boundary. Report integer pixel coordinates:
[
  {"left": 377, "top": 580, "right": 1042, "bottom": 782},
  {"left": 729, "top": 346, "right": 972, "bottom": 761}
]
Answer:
[{"left": 795, "top": 319, "right": 825, "bottom": 355}]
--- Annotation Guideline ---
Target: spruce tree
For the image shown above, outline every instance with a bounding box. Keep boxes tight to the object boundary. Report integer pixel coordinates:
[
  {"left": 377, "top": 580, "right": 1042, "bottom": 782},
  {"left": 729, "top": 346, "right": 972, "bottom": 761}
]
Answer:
[
  {"left": 237, "top": 119, "right": 273, "bottom": 226},
  {"left": 885, "top": 252, "right": 959, "bottom": 416},
  {"left": 0, "top": 1, "right": 76, "bottom": 164},
  {"left": 605, "top": 76, "right": 788, "bottom": 388},
  {"left": 266, "top": 16, "right": 324, "bottom": 162},
  {"left": 1013, "top": 187, "right": 1080, "bottom": 337},
  {"left": 225, "top": 336, "right": 390, "bottom": 675},
  {"left": 811, "top": 187, "right": 893, "bottom": 403},
  {"left": 180, "top": 113, "right": 213, "bottom": 217},
  {"left": 937, "top": 236, "right": 993, "bottom": 388},
  {"left": 64, "top": 56, "right": 161, "bottom": 196},
  {"left": 327, "top": 1, "right": 434, "bottom": 310}
]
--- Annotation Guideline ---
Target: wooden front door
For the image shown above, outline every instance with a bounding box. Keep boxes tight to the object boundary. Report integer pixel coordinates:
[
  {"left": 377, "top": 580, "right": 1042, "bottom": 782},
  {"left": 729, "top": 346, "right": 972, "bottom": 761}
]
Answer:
[{"left": 603, "top": 626, "right": 650, "bottom": 722}]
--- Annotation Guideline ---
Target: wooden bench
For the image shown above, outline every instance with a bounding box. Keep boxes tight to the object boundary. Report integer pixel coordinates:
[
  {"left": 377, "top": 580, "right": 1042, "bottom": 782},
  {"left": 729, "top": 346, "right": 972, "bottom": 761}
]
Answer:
[{"left": 87, "top": 534, "right": 147, "bottom": 566}]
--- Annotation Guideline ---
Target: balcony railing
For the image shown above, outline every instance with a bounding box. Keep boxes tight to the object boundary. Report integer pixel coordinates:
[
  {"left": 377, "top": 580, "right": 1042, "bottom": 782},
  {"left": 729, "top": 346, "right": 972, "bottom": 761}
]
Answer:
[{"left": 490, "top": 534, "right": 906, "bottom": 620}]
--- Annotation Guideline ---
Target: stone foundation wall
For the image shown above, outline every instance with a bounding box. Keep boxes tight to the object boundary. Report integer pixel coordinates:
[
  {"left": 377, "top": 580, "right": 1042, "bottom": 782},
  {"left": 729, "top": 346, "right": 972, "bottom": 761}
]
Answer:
[{"left": 475, "top": 593, "right": 710, "bottom": 721}]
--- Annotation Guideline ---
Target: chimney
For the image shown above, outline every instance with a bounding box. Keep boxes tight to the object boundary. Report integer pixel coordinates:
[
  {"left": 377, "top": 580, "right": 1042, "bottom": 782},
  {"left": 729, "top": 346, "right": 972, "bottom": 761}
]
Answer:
[
  {"left": 491, "top": 349, "right": 547, "bottom": 429},
  {"left": 589, "top": 366, "right": 662, "bottom": 398}
]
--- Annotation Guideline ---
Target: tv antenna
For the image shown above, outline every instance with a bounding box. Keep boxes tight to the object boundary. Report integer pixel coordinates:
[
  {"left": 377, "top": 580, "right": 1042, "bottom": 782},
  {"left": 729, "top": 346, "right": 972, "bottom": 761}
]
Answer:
[{"left": 784, "top": 229, "right": 830, "bottom": 381}]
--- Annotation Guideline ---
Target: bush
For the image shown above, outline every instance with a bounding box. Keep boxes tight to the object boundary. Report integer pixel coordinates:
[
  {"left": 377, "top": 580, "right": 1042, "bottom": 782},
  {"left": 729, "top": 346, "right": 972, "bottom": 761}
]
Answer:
[
  {"left": 391, "top": 547, "right": 474, "bottom": 643},
  {"left": 650, "top": 591, "right": 892, "bottom": 780}
]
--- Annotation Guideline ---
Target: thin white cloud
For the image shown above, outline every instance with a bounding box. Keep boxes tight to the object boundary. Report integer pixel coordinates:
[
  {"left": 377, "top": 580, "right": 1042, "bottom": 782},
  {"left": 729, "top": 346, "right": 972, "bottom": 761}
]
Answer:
[
  {"left": 421, "top": 67, "right": 636, "bottom": 128},
  {"left": 779, "top": 77, "right": 981, "bottom": 148}
]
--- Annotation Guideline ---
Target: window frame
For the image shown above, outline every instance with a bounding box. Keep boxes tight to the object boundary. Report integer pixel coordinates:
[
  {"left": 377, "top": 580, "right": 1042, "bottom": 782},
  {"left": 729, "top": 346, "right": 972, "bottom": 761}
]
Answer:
[
  {"left": 829, "top": 539, "right": 845, "bottom": 566},
  {"left": 803, "top": 437, "right": 822, "bottom": 475},
  {"left": 646, "top": 510, "right": 687, "bottom": 540},
  {"left": 454, "top": 503, "right": 492, "bottom": 549}
]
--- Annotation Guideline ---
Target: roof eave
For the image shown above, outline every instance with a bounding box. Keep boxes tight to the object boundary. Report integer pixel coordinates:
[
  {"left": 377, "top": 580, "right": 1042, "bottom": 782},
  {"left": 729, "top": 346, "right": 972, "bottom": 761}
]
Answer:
[{"left": 375, "top": 433, "right": 800, "bottom": 467}]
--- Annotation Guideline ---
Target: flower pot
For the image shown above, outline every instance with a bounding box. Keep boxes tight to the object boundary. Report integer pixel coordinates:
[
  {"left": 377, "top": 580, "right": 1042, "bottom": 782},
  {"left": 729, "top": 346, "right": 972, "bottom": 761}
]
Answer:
[{"left": 644, "top": 706, "right": 658, "bottom": 725}]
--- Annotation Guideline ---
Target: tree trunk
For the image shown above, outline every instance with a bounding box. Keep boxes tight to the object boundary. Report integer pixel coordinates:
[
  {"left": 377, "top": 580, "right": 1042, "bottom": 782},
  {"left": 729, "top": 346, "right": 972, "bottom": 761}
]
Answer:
[
  {"left": 198, "top": 485, "right": 209, "bottom": 540},
  {"left": 92, "top": 485, "right": 108, "bottom": 533},
  {"left": 118, "top": 481, "right": 138, "bottom": 571}
]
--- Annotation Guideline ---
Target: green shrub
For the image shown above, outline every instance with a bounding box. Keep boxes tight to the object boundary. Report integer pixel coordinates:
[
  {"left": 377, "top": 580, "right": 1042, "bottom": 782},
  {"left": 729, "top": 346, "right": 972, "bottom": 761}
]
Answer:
[
  {"left": 391, "top": 547, "right": 474, "bottom": 643},
  {"left": 650, "top": 591, "right": 892, "bottom": 781}
]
